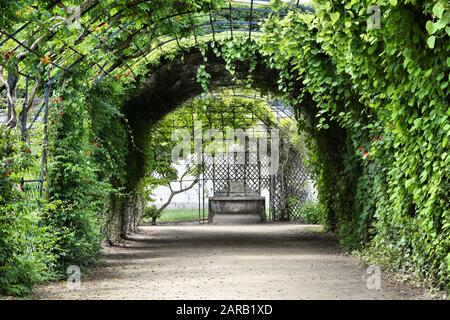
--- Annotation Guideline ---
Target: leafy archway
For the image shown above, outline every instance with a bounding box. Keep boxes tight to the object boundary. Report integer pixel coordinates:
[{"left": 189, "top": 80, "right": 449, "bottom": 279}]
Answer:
[
  {"left": 117, "top": 39, "right": 350, "bottom": 240},
  {"left": 1, "top": 0, "right": 448, "bottom": 296}
]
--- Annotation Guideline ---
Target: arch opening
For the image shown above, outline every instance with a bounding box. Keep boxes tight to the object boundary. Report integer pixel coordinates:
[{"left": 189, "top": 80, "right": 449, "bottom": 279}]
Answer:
[{"left": 116, "top": 41, "right": 351, "bottom": 240}]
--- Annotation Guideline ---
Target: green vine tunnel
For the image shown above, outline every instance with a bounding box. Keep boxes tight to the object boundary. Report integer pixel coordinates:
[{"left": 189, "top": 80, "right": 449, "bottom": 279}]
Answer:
[
  {"left": 1, "top": 0, "right": 326, "bottom": 236},
  {"left": 1, "top": 0, "right": 449, "bottom": 295},
  {"left": 0, "top": 0, "right": 404, "bottom": 248},
  {"left": 121, "top": 44, "right": 345, "bottom": 235}
]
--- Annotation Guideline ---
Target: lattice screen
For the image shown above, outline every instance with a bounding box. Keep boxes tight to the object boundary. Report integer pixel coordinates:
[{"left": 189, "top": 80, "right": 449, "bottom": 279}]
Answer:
[
  {"left": 202, "top": 139, "right": 312, "bottom": 221},
  {"left": 269, "top": 142, "right": 311, "bottom": 221},
  {"left": 203, "top": 151, "right": 270, "bottom": 194}
]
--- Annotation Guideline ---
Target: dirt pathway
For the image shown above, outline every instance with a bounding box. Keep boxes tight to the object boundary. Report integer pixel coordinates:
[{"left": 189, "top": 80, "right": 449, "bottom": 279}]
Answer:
[{"left": 34, "top": 223, "right": 429, "bottom": 300}]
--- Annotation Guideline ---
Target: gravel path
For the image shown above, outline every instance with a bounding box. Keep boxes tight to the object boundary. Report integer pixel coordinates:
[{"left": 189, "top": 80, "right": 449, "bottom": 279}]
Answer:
[{"left": 34, "top": 223, "right": 429, "bottom": 300}]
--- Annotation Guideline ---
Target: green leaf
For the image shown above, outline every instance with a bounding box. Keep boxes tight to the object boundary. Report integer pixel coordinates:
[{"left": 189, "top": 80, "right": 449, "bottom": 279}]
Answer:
[
  {"left": 425, "top": 20, "right": 435, "bottom": 35},
  {"left": 427, "top": 36, "right": 436, "bottom": 49},
  {"left": 390, "top": 0, "right": 398, "bottom": 6},
  {"left": 432, "top": 3, "right": 445, "bottom": 19},
  {"left": 330, "top": 12, "right": 340, "bottom": 25},
  {"left": 443, "top": 136, "right": 448, "bottom": 148},
  {"left": 405, "top": 179, "right": 414, "bottom": 189},
  {"left": 446, "top": 253, "right": 450, "bottom": 271},
  {"left": 387, "top": 85, "right": 395, "bottom": 96}
]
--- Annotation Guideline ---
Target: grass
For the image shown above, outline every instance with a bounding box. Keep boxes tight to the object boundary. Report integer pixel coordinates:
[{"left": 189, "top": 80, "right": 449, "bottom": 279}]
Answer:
[
  {"left": 155, "top": 209, "right": 298, "bottom": 223},
  {"left": 157, "top": 208, "right": 271, "bottom": 223},
  {"left": 153, "top": 203, "right": 322, "bottom": 223},
  {"left": 158, "top": 209, "right": 204, "bottom": 222}
]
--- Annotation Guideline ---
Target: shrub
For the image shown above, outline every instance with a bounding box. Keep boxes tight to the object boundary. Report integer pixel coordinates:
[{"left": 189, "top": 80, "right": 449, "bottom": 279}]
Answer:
[
  {"left": 142, "top": 205, "right": 162, "bottom": 225},
  {"left": 297, "top": 202, "right": 325, "bottom": 225},
  {"left": 0, "top": 130, "right": 58, "bottom": 296}
]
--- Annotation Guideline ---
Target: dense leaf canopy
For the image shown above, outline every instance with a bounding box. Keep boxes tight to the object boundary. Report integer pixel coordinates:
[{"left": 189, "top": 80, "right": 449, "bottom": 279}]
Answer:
[{"left": 0, "top": 0, "right": 449, "bottom": 296}]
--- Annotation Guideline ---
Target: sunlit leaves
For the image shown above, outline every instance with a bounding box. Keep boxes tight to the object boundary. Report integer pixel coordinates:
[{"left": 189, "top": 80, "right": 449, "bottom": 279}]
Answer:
[
  {"left": 330, "top": 12, "right": 340, "bottom": 25},
  {"left": 257, "top": 0, "right": 450, "bottom": 293},
  {"left": 427, "top": 35, "right": 436, "bottom": 48}
]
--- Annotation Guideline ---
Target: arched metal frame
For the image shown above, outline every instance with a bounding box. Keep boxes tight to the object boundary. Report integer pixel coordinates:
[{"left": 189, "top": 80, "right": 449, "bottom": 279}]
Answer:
[
  {"left": 1, "top": 0, "right": 314, "bottom": 136},
  {"left": 1, "top": 1, "right": 315, "bottom": 216},
  {"left": 0, "top": 1, "right": 314, "bottom": 81}
]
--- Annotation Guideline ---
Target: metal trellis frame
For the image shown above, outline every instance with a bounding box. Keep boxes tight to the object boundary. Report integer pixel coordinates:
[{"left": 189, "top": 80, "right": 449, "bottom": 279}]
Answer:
[{"left": 0, "top": 0, "right": 315, "bottom": 210}]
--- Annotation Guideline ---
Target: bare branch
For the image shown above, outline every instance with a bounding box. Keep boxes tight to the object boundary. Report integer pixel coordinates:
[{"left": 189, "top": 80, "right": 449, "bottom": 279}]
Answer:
[
  {"left": 158, "top": 175, "right": 200, "bottom": 213},
  {"left": 19, "top": 79, "right": 42, "bottom": 140},
  {"left": 0, "top": 65, "right": 18, "bottom": 129},
  {"left": 26, "top": 80, "right": 41, "bottom": 111}
]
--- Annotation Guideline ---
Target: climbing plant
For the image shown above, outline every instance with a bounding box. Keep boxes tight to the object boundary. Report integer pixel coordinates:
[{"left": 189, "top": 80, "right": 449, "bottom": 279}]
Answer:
[
  {"left": 42, "top": 74, "right": 131, "bottom": 270},
  {"left": 0, "top": 130, "right": 59, "bottom": 295},
  {"left": 256, "top": 0, "right": 450, "bottom": 291},
  {"left": 0, "top": 0, "right": 449, "bottom": 296}
]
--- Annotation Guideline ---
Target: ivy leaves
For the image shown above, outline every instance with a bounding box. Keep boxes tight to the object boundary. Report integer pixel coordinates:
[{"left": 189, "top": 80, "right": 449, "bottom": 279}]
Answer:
[
  {"left": 425, "top": 1, "right": 450, "bottom": 48},
  {"left": 330, "top": 12, "right": 340, "bottom": 25},
  {"left": 196, "top": 65, "right": 211, "bottom": 92},
  {"left": 427, "top": 35, "right": 436, "bottom": 49},
  {"left": 257, "top": 0, "right": 450, "bottom": 293}
]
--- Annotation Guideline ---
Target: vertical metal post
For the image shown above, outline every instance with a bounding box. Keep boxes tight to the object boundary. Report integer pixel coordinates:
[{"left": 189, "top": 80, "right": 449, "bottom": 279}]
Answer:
[
  {"left": 191, "top": 110, "right": 201, "bottom": 224},
  {"left": 20, "top": 75, "right": 29, "bottom": 142},
  {"left": 268, "top": 128, "right": 273, "bottom": 221},
  {"left": 229, "top": 1, "right": 234, "bottom": 40},
  {"left": 209, "top": 8, "right": 216, "bottom": 43},
  {"left": 220, "top": 109, "right": 228, "bottom": 191},
  {"left": 39, "top": 177, "right": 43, "bottom": 200},
  {"left": 249, "top": 0, "right": 254, "bottom": 40},
  {"left": 257, "top": 129, "right": 261, "bottom": 193},
  {"left": 202, "top": 152, "right": 205, "bottom": 223},
  {"left": 40, "top": 82, "right": 50, "bottom": 198},
  {"left": 198, "top": 178, "right": 201, "bottom": 224},
  {"left": 212, "top": 157, "right": 216, "bottom": 193}
]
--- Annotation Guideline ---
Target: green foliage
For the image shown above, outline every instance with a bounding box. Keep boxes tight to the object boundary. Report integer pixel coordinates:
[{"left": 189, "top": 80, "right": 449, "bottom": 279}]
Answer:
[
  {"left": 45, "top": 79, "right": 102, "bottom": 270},
  {"left": 215, "top": 37, "right": 259, "bottom": 86},
  {"left": 0, "top": 129, "right": 58, "bottom": 296},
  {"left": 87, "top": 79, "right": 130, "bottom": 189},
  {"left": 0, "top": 0, "right": 32, "bottom": 29},
  {"left": 296, "top": 202, "right": 325, "bottom": 225},
  {"left": 42, "top": 74, "right": 132, "bottom": 271},
  {"left": 256, "top": 0, "right": 450, "bottom": 292},
  {"left": 142, "top": 205, "right": 161, "bottom": 224},
  {"left": 196, "top": 65, "right": 211, "bottom": 92},
  {"left": 1, "top": 0, "right": 449, "bottom": 296}
]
